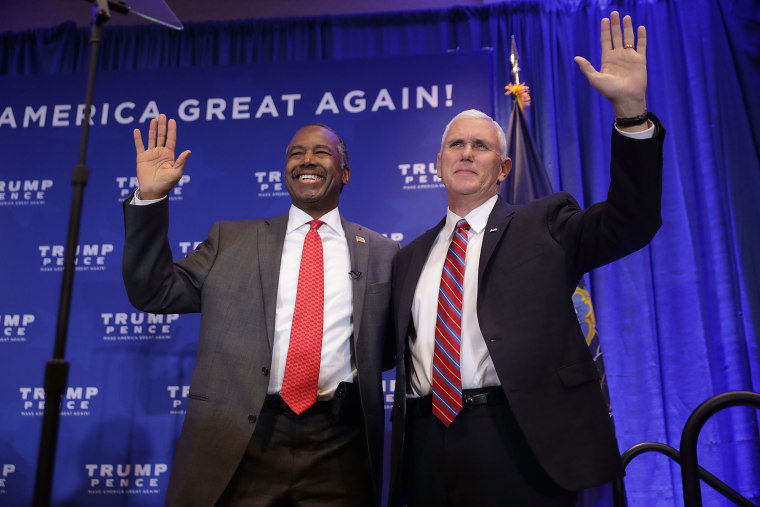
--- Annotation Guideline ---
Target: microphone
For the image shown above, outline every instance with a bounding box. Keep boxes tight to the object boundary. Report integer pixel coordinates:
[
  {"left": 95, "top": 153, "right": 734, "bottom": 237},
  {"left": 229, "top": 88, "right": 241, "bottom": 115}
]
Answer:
[{"left": 348, "top": 270, "right": 362, "bottom": 280}]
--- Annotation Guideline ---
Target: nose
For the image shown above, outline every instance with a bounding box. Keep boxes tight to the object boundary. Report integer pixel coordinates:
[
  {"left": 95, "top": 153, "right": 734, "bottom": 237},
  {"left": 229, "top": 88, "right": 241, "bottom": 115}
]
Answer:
[
  {"left": 460, "top": 142, "right": 474, "bottom": 161},
  {"left": 302, "top": 149, "right": 314, "bottom": 165}
]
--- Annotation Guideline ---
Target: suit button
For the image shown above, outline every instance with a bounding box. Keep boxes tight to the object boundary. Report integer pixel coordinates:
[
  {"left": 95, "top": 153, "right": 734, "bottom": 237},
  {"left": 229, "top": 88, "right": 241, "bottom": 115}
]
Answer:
[
  {"left": 261, "top": 366, "right": 269, "bottom": 376},
  {"left": 248, "top": 414, "right": 257, "bottom": 424}
]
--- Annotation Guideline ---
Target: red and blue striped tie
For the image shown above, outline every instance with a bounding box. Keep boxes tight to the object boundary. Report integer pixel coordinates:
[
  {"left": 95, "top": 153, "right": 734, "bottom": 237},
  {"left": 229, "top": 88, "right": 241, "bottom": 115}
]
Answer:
[{"left": 432, "top": 219, "right": 469, "bottom": 426}]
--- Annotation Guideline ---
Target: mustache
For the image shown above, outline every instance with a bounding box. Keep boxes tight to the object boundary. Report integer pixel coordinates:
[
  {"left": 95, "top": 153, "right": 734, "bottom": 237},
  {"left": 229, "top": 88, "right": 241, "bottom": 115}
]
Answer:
[{"left": 291, "top": 168, "right": 326, "bottom": 179}]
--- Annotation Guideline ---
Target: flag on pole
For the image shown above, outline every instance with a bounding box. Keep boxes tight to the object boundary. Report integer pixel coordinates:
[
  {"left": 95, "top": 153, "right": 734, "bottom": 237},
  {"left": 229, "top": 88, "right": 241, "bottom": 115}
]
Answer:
[{"left": 500, "top": 36, "right": 612, "bottom": 418}]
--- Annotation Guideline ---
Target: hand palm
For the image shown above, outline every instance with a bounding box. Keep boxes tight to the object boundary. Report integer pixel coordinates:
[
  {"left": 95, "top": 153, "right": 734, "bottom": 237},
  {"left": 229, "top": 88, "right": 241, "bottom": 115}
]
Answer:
[
  {"left": 574, "top": 12, "right": 648, "bottom": 117},
  {"left": 592, "top": 46, "right": 647, "bottom": 105},
  {"left": 136, "top": 145, "right": 183, "bottom": 195},
  {"left": 133, "top": 114, "right": 190, "bottom": 199}
]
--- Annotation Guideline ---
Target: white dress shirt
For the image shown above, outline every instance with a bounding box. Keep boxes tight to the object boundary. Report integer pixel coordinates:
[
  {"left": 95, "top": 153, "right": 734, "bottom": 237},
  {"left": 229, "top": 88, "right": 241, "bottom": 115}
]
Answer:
[
  {"left": 410, "top": 195, "right": 501, "bottom": 396},
  {"left": 267, "top": 205, "right": 354, "bottom": 398}
]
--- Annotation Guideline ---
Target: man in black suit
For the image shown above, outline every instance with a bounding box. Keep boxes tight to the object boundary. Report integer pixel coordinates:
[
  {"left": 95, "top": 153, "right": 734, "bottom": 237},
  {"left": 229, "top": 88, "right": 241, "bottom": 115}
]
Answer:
[
  {"left": 123, "top": 120, "right": 398, "bottom": 506},
  {"left": 388, "top": 11, "right": 664, "bottom": 506}
]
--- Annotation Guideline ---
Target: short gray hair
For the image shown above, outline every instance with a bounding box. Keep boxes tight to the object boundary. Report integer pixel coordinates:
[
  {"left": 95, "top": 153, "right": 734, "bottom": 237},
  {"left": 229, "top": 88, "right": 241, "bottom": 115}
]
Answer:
[{"left": 440, "top": 109, "right": 507, "bottom": 158}]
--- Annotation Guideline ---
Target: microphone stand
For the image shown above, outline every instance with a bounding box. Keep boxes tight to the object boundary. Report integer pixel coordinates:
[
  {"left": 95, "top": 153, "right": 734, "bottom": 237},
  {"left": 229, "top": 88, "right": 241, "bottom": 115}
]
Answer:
[
  {"left": 32, "top": 2, "right": 113, "bottom": 505},
  {"left": 32, "top": 1, "right": 181, "bottom": 502}
]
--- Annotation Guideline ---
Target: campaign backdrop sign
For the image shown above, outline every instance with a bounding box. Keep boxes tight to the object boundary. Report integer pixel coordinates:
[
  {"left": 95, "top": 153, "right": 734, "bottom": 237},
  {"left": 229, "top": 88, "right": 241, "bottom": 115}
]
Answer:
[{"left": 0, "top": 50, "right": 493, "bottom": 505}]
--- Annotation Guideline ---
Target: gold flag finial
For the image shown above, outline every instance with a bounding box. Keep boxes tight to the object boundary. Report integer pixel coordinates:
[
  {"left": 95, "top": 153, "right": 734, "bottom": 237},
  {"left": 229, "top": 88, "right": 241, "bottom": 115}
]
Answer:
[{"left": 505, "top": 35, "right": 531, "bottom": 111}]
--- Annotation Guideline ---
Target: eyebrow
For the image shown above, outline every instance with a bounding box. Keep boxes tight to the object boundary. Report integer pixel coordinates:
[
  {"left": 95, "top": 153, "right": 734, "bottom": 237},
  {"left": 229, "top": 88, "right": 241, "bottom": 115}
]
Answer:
[
  {"left": 447, "top": 137, "right": 492, "bottom": 147},
  {"left": 287, "top": 144, "right": 334, "bottom": 155}
]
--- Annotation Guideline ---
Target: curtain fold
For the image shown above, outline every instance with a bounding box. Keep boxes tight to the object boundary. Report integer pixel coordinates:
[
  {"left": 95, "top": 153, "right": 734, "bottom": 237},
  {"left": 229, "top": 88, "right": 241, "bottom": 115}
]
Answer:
[{"left": 1, "top": 0, "right": 758, "bottom": 504}]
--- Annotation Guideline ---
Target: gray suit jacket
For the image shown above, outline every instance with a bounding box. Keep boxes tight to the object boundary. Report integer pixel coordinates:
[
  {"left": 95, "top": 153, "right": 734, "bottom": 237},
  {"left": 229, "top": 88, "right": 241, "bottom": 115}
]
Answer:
[{"left": 122, "top": 195, "right": 399, "bottom": 506}]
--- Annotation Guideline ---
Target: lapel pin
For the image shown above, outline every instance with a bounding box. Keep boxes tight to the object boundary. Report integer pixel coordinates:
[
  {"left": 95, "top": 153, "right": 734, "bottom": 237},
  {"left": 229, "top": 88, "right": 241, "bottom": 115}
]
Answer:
[
  {"left": 489, "top": 228, "right": 498, "bottom": 232},
  {"left": 356, "top": 235, "right": 366, "bottom": 243}
]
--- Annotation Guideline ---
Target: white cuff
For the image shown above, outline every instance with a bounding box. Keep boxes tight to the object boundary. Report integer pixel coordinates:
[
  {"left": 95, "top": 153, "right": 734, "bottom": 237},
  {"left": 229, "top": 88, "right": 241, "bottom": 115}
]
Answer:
[
  {"left": 131, "top": 189, "right": 166, "bottom": 206},
  {"left": 615, "top": 121, "right": 655, "bottom": 139}
]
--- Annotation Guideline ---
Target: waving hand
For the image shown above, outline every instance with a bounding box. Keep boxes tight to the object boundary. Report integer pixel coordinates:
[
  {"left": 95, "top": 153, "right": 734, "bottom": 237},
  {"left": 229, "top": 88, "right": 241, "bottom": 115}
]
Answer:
[
  {"left": 574, "top": 11, "right": 648, "bottom": 121},
  {"left": 133, "top": 114, "right": 191, "bottom": 200}
]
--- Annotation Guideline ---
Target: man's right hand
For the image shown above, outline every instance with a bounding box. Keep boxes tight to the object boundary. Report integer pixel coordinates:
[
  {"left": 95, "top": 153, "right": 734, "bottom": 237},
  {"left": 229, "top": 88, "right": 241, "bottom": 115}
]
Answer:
[
  {"left": 574, "top": 11, "right": 648, "bottom": 128},
  {"left": 133, "top": 113, "right": 191, "bottom": 200}
]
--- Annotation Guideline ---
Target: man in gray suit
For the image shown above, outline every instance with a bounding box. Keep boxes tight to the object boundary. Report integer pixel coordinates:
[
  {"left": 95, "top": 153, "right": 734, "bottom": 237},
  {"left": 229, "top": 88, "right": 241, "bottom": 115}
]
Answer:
[{"left": 122, "top": 116, "right": 398, "bottom": 506}]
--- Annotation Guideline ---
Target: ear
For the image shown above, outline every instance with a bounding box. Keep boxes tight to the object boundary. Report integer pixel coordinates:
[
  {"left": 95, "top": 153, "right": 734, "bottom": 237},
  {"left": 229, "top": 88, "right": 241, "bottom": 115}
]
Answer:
[
  {"left": 436, "top": 153, "right": 442, "bottom": 179},
  {"left": 498, "top": 157, "right": 512, "bottom": 183},
  {"left": 342, "top": 166, "right": 351, "bottom": 185}
]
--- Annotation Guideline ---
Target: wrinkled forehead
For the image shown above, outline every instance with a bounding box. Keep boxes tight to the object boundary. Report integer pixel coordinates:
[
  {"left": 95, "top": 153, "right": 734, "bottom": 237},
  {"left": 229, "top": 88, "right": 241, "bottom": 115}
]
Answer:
[
  {"left": 444, "top": 117, "right": 500, "bottom": 144},
  {"left": 288, "top": 125, "right": 340, "bottom": 152}
]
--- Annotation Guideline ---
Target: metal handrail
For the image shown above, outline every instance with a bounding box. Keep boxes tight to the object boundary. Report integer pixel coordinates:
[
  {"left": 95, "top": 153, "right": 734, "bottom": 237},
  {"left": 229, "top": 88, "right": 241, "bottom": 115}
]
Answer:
[
  {"left": 680, "top": 391, "right": 760, "bottom": 506},
  {"left": 612, "top": 391, "right": 760, "bottom": 507},
  {"left": 612, "top": 442, "right": 755, "bottom": 507}
]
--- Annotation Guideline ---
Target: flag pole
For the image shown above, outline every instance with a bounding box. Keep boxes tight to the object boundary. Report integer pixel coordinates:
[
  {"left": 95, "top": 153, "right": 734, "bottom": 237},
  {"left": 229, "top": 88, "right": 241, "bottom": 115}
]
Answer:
[{"left": 509, "top": 35, "right": 521, "bottom": 85}]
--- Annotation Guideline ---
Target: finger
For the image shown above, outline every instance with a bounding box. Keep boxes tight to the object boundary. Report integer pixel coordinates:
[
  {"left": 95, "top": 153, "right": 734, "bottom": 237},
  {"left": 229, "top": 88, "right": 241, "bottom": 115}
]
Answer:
[
  {"left": 573, "top": 55, "right": 596, "bottom": 77},
  {"left": 637, "top": 25, "right": 647, "bottom": 59},
  {"left": 610, "top": 11, "right": 623, "bottom": 49},
  {"left": 157, "top": 114, "right": 167, "bottom": 147},
  {"left": 574, "top": 56, "right": 602, "bottom": 89},
  {"left": 133, "top": 129, "right": 145, "bottom": 154},
  {"left": 147, "top": 118, "right": 157, "bottom": 149},
  {"left": 166, "top": 118, "right": 178, "bottom": 152},
  {"left": 175, "top": 150, "right": 192, "bottom": 170},
  {"left": 600, "top": 16, "right": 612, "bottom": 53},
  {"left": 623, "top": 15, "right": 635, "bottom": 48}
]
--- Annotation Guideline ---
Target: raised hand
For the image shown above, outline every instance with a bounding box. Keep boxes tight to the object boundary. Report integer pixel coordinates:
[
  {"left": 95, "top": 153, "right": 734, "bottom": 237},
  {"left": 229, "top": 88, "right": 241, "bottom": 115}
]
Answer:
[
  {"left": 574, "top": 11, "right": 647, "bottom": 119},
  {"left": 133, "top": 114, "right": 191, "bottom": 200}
]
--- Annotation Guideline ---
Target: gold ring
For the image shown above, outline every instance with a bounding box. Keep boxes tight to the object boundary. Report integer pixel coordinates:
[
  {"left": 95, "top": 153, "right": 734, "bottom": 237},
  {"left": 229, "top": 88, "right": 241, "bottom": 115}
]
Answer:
[{"left": 624, "top": 44, "right": 634, "bottom": 49}]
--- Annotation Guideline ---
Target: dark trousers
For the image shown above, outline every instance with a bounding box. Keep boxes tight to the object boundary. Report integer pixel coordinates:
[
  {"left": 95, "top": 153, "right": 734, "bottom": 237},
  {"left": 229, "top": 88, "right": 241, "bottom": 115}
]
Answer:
[
  {"left": 217, "top": 383, "right": 374, "bottom": 507},
  {"left": 405, "top": 388, "right": 577, "bottom": 507}
]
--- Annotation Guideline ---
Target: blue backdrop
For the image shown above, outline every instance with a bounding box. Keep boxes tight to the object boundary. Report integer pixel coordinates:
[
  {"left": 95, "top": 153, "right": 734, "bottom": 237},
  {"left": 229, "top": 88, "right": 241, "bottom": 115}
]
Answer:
[
  {"left": 1, "top": 0, "right": 759, "bottom": 505},
  {"left": 0, "top": 51, "right": 495, "bottom": 505}
]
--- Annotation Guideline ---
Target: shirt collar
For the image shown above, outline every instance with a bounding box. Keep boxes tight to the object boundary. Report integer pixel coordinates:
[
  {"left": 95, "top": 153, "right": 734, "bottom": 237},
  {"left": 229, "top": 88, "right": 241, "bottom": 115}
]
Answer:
[
  {"left": 287, "top": 205, "right": 343, "bottom": 236},
  {"left": 444, "top": 194, "right": 498, "bottom": 238}
]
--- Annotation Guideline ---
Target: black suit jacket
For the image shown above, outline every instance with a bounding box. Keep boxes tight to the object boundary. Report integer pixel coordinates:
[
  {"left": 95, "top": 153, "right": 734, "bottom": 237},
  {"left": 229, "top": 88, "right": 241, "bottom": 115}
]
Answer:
[{"left": 388, "top": 116, "right": 665, "bottom": 503}]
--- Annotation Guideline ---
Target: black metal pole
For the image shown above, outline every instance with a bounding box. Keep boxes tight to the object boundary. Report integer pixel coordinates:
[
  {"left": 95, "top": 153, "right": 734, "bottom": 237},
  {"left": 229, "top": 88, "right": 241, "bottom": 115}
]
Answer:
[{"left": 32, "top": 3, "right": 110, "bottom": 505}]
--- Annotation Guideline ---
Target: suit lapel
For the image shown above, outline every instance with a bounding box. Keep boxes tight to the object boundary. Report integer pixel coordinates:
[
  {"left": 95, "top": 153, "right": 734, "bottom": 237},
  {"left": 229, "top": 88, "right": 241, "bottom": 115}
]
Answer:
[
  {"left": 259, "top": 213, "right": 288, "bottom": 350},
  {"left": 342, "top": 218, "right": 368, "bottom": 348},
  {"left": 478, "top": 197, "right": 515, "bottom": 281},
  {"left": 397, "top": 218, "right": 445, "bottom": 339}
]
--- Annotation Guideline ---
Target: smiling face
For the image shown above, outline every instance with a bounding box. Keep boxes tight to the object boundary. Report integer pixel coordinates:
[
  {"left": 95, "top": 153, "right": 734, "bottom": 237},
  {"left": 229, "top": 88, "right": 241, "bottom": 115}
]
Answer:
[
  {"left": 284, "top": 125, "right": 350, "bottom": 219},
  {"left": 437, "top": 117, "right": 511, "bottom": 216}
]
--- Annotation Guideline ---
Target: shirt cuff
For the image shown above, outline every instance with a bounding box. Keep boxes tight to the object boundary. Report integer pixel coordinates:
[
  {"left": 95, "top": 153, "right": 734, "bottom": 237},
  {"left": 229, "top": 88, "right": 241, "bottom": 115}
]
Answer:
[
  {"left": 131, "top": 189, "right": 166, "bottom": 206},
  {"left": 615, "top": 121, "right": 655, "bottom": 139}
]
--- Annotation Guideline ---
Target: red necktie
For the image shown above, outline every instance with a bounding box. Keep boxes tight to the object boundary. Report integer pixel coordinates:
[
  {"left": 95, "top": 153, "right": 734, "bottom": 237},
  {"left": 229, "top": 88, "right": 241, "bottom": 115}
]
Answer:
[
  {"left": 281, "top": 219, "right": 324, "bottom": 414},
  {"left": 432, "top": 219, "right": 469, "bottom": 426}
]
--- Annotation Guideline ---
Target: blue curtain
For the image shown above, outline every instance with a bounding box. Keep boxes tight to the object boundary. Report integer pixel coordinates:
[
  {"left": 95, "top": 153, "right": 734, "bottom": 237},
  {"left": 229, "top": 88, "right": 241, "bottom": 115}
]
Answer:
[{"left": 2, "top": 0, "right": 758, "bottom": 504}]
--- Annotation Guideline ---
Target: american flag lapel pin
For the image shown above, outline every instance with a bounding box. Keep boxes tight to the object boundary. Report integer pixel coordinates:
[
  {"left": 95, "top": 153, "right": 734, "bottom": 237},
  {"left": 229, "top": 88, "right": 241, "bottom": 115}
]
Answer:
[{"left": 356, "top": 235, "right": 366, "bottom": 243}]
